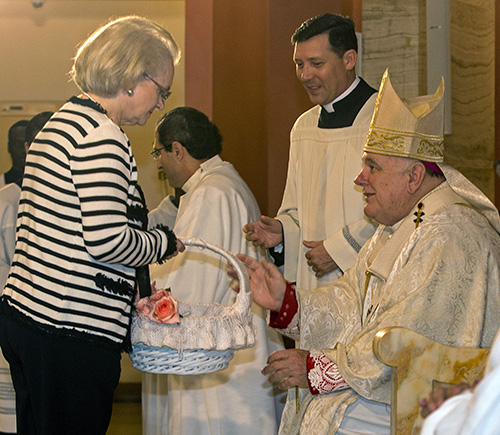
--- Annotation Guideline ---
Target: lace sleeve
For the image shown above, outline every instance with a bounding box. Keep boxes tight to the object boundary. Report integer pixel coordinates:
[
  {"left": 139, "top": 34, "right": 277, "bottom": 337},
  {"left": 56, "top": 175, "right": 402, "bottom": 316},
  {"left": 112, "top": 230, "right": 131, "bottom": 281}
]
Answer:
[{"left": 307, "top": 350, "right": 349, "bottom": 395}]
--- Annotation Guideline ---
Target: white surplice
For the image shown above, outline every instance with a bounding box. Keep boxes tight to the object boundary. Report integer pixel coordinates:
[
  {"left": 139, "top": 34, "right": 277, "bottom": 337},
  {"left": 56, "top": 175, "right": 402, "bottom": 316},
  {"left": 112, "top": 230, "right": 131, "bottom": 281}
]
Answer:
[
  {"left": 143, "top": 155, "right": 284, "bottom": 435},
  {"left": 277, "top": 96, "right": 378, "bottom": 291}
]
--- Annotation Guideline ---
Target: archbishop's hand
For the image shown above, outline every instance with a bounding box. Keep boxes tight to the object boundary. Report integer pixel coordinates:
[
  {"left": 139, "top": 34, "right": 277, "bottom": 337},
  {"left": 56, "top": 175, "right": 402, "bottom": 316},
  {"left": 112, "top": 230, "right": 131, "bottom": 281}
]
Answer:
[
  {"left": 243, "top": 215, "right": 283, "bottom": 249},
  {"left": 262, "top": 349, "right": 309, "bottom": 390},
  {"left": 231, "top": 254, "right": 287, "bottom": 312}
]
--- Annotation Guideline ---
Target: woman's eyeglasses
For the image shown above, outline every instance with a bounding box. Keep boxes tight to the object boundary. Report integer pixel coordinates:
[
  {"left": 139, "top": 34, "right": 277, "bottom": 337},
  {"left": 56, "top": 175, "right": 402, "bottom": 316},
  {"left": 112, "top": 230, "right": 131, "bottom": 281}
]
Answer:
[{"left": 144, "top": 73, "right": 172, "bottom": 102}]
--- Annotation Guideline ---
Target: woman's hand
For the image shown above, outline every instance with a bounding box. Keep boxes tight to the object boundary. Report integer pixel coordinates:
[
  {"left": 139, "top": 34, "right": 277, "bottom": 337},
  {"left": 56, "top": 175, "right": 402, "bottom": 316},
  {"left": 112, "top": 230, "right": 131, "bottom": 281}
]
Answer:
[
  {"left": 162, "top": 238, "right": 185, "bottom": 261},
  {"left": 176, "top": 239, "right": 185, "bottom": 254}
]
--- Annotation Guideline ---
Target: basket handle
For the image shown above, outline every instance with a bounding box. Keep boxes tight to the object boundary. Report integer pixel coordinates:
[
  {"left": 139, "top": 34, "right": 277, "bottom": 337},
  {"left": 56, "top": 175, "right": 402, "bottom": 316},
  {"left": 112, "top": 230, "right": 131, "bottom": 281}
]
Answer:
[{"left": 178, "top": 238, "right": 250, "bottom": 295}]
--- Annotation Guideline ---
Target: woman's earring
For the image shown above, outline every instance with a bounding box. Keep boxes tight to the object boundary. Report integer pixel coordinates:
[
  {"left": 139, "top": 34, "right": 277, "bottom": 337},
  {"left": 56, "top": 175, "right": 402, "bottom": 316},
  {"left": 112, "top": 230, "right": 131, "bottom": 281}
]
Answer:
[{"left": 127, "top": 89, "right": 134, "bottom": 96}]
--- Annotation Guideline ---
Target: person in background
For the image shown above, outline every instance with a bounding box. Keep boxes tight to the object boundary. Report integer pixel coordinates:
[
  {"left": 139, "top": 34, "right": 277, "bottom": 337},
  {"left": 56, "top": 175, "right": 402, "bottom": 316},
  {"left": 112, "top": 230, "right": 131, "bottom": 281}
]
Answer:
[
  {"left": 143, "top": 107, "right": 284, "bottom": 435},
  {"left": 244, "top": 13, "right": 378, "bottom": 291},
  {"left": 0, "top": 16, "right": 183, "bottom": 435},
  {"left": 0, "top": 112, "right": 53, "bottom": 286},
  {"left": 0, "top": 121, "right": 28, "bottom": 189},
  {"left": 232, "top": 70, "right": 500, "bottom": 435},
  {"left": 0, "top": 111, "right": 53, "bottom": 435}
]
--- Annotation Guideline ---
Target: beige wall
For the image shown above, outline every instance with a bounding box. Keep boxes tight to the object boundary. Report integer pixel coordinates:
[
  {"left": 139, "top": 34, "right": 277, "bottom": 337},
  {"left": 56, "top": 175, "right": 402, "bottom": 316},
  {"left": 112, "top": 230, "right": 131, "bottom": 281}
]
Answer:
[{"left": 0, "top": 0, "right": 185, "bottom": 210}]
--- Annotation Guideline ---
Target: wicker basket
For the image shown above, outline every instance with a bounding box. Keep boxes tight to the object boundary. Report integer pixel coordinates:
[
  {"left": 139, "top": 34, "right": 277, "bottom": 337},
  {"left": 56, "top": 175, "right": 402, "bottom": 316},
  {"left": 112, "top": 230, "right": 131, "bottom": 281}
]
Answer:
[{"left": 129, "top": 238, "right": 255, "bottom": 375}]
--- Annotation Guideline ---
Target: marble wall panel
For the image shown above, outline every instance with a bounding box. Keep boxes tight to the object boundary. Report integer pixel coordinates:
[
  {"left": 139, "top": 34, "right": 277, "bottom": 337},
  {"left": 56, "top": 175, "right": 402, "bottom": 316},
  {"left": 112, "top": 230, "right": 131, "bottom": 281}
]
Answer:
[
  {"left": 446, "top": 0, "right": 495, "bottom": 199},
  {"left": 362, "top": 0, "right": 423, "bottom": 96}
]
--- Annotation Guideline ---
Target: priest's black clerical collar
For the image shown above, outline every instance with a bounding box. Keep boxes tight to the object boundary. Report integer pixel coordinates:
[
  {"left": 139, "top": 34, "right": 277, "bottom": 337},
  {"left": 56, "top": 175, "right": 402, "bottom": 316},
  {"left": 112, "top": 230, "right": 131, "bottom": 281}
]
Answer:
[
  {"left": 318, "top": 78, "right": 377, "bottom": 129},
  {"left": 323, "top": 77, "right": 360, "bottom": 113}
]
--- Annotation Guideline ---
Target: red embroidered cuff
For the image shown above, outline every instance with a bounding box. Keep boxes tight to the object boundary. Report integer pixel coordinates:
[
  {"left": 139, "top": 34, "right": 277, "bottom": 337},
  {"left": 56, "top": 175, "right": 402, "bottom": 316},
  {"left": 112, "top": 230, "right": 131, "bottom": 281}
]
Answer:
[
  {"left": 306, "top": 351, "right": 349, "bottom": 395},
  {"left": 269, "top": 281, "right": 298, "bottom": 329},
  {"left": 306, "top": 353, "right": 320, "bottom": 395}
]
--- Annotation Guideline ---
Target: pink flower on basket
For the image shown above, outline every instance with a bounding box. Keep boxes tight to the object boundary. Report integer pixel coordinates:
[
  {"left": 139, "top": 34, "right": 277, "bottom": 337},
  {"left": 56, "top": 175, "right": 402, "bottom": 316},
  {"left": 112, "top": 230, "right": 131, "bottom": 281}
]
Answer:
[{"left": 136, "top": 286, "right": 181, "bottom": 324}]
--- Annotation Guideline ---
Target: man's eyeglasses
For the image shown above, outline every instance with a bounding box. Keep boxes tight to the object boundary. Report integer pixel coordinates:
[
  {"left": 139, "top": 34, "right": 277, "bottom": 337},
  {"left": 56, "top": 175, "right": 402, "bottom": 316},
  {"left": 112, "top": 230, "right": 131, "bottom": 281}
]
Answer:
[
  {"left": 144, "top": 73, "right": 172, "bottom": 102},
  {"left": 151, "top": 145, "right": 168, "bottom": 160}
]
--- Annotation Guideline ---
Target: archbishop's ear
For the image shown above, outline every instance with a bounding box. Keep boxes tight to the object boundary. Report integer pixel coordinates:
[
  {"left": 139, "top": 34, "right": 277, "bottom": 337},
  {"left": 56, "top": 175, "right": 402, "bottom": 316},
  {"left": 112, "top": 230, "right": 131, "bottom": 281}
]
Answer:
[{"left": 407, "top": 161, "right": 427, "bottom": 194}]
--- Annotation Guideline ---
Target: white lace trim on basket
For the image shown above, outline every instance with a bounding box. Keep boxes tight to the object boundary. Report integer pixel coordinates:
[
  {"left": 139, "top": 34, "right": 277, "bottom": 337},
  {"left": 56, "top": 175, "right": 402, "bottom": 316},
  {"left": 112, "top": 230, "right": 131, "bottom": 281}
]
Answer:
[{"left": 130, "top": 237, "right": 256, "bottom": 352}]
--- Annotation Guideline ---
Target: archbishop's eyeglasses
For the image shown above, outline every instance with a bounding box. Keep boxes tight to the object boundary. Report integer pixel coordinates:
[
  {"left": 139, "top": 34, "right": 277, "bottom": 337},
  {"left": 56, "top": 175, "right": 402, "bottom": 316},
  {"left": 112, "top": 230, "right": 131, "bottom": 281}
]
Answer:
[{"left": 144, "top": 73, "right": 172, "bottom": 103}]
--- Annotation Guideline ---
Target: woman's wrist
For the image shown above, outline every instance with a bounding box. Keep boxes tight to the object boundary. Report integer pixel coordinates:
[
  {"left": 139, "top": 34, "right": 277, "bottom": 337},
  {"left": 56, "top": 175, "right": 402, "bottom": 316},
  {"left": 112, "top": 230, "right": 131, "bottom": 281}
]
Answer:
[{"left": 154, "top": 224, "right": 178, "bottom": 263}]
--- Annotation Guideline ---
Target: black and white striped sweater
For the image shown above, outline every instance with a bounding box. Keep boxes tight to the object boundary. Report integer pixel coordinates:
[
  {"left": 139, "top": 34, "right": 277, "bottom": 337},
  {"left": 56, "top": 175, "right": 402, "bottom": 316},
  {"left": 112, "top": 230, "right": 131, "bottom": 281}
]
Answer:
[{"left": 1, "top": 97, "right": 173, "bottom": 349}]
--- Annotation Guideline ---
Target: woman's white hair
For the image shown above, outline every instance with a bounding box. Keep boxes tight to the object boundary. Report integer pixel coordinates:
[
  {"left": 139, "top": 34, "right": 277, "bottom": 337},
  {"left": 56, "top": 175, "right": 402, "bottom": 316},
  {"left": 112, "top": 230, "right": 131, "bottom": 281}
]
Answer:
[{"left": 70, "top": 15, "right": 181, "bottom": 97}]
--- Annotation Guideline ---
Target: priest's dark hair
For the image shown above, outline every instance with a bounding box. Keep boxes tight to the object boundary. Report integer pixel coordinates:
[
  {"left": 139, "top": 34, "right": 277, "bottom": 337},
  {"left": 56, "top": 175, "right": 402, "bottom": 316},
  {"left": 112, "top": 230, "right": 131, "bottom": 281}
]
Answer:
[
  {"left": 291, "top": 13, "right": 357, "bottom": 58},
  {"left": 156, "top": 106, "right": 223, "bottom": 160},
  {"left": 7, "top": 120, "right": 29, "bottom": 155}
]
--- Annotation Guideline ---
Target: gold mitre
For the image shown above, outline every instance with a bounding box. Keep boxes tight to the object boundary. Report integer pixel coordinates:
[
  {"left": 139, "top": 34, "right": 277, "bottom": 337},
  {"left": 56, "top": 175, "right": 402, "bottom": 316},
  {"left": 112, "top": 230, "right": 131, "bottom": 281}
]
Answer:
[{"left": 364, "top": 69, "right": 445, "bottom": 162}]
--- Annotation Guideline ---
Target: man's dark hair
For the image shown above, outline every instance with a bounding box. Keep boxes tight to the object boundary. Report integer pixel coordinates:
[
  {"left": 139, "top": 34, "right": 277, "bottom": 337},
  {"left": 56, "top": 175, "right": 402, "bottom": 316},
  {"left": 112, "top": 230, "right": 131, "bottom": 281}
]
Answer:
[
  {"left": 291, "top": 13, "right": 358, "bottom": 58},
  {"left": 156, "top": 107, "right": 223, "bottom": 160},
  {"left": 26, "top": 112, "right": 54, "bottom": 146},
  {"left": 7, "top": 120, "right": 29, "bottom": 155}
]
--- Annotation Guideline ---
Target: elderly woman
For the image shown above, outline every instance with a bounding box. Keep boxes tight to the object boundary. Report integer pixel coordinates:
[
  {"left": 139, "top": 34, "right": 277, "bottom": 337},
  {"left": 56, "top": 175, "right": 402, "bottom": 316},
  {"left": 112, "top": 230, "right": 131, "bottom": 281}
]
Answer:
[{"left": 0, "top": 16, "right": 183, "bottom": 435}]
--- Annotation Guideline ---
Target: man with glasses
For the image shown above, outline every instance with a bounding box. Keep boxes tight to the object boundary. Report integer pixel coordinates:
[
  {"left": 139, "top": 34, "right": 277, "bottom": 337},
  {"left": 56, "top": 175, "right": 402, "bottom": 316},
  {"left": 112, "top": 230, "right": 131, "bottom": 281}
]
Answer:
[
  {"left": 0, "top": 120, "right": 28, "bottom": 189},
  {"left": 143, "top": 107, "right": 284, "bottom": 435}
]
